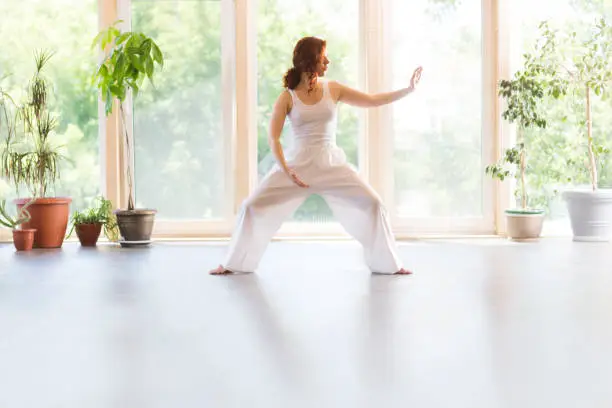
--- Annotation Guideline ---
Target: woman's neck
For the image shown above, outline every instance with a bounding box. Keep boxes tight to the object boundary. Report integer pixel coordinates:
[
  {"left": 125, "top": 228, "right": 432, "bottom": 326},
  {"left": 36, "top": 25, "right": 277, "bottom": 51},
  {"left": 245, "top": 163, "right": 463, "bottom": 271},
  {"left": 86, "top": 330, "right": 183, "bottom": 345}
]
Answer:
[{"left": 297, "top": 73, "right": 318, "bottom": 90}]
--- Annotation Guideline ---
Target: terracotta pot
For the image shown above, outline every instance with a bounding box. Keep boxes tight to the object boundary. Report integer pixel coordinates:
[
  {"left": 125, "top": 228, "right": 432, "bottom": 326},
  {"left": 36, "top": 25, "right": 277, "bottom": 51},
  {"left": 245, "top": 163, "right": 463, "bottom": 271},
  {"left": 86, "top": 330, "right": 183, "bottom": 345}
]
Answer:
[
  {"left": 76, "top": 223, "right": 102, "bottom": 247},
  {"left": 14, "top": 197, "right": 72, "bottom": 249},
  {"left": 13, "top": 228, "right": 36, "bottom": 251}
]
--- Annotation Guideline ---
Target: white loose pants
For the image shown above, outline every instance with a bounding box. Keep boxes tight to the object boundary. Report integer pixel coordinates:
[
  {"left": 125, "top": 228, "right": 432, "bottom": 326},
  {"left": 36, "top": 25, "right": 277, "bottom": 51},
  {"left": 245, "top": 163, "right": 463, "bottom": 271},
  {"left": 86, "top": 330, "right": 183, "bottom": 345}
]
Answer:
[{"left": 223, "top": 148, "right": 403, "bottom": 274}]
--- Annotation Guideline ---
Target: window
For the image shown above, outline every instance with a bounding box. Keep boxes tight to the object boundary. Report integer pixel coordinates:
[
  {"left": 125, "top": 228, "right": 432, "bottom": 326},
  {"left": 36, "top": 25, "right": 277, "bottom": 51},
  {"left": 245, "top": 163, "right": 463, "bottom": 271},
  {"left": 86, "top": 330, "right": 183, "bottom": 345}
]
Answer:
[
  {"left": 509, "top": 0, "right": 609, "bottom": 236},
  {"left": 131, "top": 0, "right": 229, "bottom": 220},
  {"left": 1, "top": 0, "right": 528, "bottom": 240},
  {"left": 0, "top": 0, "right": 99, "bottom": 211},
  {"left": 256, "top": 0, "right": 359, "bottom": 224},
  {"left": 390, "top": 0, "right": 484, "bottom": 222}
]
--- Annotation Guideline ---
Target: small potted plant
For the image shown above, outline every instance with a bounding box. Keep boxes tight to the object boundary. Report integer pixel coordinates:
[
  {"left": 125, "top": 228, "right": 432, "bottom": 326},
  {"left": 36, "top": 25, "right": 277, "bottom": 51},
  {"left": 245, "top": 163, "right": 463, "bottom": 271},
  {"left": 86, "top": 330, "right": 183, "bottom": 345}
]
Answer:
[
  {"left": 486, "top": 33, "right": 567, "bottom": 240},
  {"left": 92, "top": 21, "right": 164, "bottom": 246},
  {"left": 0, "top": 198, "right": 36, "bottom": 251},
  {"left": 67, "top": 196, "right": 120, "bottom": 246},
  {"left": 0, "top": 51, "right": 71, "bottom": 248},
  {"left": 536, "top": 19, "right": 612, "bottom": 241}
]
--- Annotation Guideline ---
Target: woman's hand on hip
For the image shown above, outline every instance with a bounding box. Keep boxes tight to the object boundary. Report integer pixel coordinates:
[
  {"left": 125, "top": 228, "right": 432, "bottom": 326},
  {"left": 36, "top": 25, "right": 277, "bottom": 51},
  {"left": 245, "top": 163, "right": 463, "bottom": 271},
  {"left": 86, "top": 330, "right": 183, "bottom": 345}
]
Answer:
[{"left": 286, "top": 168, "right": 309, "bottom": 188}]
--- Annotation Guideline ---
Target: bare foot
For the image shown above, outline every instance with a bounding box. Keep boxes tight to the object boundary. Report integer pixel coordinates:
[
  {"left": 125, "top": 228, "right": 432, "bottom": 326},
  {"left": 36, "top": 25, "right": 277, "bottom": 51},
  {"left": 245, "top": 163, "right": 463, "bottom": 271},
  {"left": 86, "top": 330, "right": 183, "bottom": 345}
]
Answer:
[
  {"left": 209, "top": 265, "right": 233, "bottom": 275},
  {"left": 394, "top": 268, "right": 412, "bottom": 275}
]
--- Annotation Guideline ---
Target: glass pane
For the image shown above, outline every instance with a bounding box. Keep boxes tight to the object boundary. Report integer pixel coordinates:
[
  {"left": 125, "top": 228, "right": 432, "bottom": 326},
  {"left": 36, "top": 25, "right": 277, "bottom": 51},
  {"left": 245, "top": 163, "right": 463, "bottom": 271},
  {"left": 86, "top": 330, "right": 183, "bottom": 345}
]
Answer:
[
  {"left": 391, "top": 0, "right": 483, "bottom": 218},
  {"left": 0, "top": 0, "right": 99, "bottom": 211},
  {"left": 131, "top": 1, "right": 226, "bottom": 219},
  {"left": 510, "top": 0, "right": 609, "bottom": 235},
  {"left": 257, "top": 0, "right": 359, "bottom": 223}
]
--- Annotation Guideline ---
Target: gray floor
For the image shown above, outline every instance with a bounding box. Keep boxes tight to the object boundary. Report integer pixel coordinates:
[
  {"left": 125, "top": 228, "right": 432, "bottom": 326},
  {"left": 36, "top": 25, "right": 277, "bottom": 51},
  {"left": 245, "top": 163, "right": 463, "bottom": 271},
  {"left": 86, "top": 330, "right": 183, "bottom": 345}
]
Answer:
[{"left": 1, "top": 239, "right": 612, "bottom": 408}]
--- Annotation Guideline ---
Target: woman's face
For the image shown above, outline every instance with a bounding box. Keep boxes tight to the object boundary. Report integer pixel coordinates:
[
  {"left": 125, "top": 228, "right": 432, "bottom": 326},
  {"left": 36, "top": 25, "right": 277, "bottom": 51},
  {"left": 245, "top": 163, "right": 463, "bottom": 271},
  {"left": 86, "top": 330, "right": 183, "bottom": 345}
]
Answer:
[{"left": 316, "top": 47, "right": 330, "bottom": 77}]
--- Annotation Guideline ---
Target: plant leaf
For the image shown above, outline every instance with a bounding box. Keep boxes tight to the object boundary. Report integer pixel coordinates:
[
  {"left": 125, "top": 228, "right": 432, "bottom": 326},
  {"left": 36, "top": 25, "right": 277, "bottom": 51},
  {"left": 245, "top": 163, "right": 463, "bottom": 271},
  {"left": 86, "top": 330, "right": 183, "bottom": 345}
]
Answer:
[
  {"left": 129, "top": 53, "right": 145, "bottom": 72},
  {"left": 152, "top": 42, "right": 164, "bottom": 66},
  {"left": 145, "top": 57, "right": 154, "bottom": 79}
]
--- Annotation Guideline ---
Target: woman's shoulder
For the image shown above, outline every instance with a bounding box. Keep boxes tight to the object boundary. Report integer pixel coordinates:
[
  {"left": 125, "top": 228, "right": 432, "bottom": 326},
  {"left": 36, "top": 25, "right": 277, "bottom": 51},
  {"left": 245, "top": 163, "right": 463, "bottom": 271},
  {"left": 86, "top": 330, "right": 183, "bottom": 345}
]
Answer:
[
  {"left": 324, "top": 79, "right": 342, "bottom": 102},
  {"left": 278, "top": 88, "right": 293, "bottom": 113},
  {"left": 325, "top": 79, "right": 345, "bottom": 88}
]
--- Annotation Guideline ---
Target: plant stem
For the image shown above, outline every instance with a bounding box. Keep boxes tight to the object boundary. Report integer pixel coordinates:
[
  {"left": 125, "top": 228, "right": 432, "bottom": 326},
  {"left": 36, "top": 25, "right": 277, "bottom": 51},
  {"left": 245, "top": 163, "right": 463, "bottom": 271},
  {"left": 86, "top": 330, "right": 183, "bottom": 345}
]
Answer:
[
  {"left": 119, "top": 102, "right": 135, "bottom": 210},
  {"left": 520, "top": 150, "right": 527, "bottom": 210},
  {"left": 516, "top": 127, "right": 527, "bottom": 209},
  {"left": 586, "top": 85, "right": 597, "bottom": 191}
]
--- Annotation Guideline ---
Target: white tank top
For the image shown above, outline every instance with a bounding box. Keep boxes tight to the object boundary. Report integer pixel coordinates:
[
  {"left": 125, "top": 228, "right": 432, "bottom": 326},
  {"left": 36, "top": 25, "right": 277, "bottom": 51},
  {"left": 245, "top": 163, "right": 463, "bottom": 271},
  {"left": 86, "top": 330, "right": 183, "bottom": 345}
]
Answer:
[
  {"left": 283, "top": 80, "right": 347, "bottom": 169},
  {"left": 286, "top": 80, "right": 338, "bottom": 149},
  {"left": 275, "top": 80, "right": 346, "bottom": 170}
]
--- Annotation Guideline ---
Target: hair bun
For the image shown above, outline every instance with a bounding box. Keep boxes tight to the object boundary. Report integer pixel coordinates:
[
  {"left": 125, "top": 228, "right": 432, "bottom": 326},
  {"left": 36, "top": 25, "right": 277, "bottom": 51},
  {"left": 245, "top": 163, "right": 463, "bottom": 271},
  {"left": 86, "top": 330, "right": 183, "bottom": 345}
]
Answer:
[{"left": 283, "top": 66, "right": 301, "bottom": 89}]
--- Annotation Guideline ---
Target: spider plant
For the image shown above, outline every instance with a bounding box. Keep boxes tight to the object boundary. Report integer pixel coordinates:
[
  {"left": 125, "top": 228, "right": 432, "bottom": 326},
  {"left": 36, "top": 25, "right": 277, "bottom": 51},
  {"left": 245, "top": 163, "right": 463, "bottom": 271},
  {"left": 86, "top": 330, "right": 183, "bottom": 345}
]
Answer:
[
  {"left": 67, "top": 196, "right": 120, "bottom": 241},
  {"left": 1, "top": 50, "right": 64, "bottom": 198}
]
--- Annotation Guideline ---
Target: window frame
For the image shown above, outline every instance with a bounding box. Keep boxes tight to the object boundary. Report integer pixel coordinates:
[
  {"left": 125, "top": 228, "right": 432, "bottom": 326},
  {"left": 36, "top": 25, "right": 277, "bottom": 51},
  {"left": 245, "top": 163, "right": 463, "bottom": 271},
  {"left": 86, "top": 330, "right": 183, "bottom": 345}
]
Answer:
[
  {"left": 100, "top": 0, "right": 509, "bottom": 238},
  {"left": 382, "top": 0, "right": 501, "bottom": 236},
  {"left": 110, "top": 0, "right": 239, "bottom": 236},
  {"left": 0, "top": 0, "right": 510, "bottom": 243}
]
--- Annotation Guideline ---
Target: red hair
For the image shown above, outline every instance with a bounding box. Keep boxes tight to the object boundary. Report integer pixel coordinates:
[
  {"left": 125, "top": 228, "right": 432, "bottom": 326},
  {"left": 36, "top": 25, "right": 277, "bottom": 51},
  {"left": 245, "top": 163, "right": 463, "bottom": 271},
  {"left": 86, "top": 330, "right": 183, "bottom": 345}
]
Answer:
[{"left": 283, "top": 36, "right": 326, "bottom": 92}]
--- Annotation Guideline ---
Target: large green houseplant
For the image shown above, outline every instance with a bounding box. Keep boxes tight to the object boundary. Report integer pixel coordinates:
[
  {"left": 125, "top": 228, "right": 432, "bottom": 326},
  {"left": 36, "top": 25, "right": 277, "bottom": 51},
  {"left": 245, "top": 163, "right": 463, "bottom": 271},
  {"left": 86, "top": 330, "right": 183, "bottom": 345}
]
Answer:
[
  {"left": 537, "top": 19, "right": 612, "bottom": 241},
  {"left": 92, "top": 20, "right": 164, "bottom": 245},
  {"left": 486, "top": 31, "right": 567, "bottom": 240},
  {"left": 0, "top": 51, "right": 71, "bottom": 248}
]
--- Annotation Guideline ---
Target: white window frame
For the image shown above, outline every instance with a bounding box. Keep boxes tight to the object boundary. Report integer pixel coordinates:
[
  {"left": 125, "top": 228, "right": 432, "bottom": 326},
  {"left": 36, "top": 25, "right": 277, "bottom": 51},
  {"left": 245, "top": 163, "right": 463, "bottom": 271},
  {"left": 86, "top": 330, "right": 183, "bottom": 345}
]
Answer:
[
  {"left": 2, "top": 0, "right": 512, "bottom": 243},
  {"left": 380, "top": 0, "right": 502, "bottom": 236},
  {"left": 277, "top": 0, "right": 506, "bottom": 238},
  {"left": 495, "top": 0, "right": 514, "bottom": 236},
  {"left": 106, "top": 0, "right": 239, "bottom": 238},
  {"left": 0, "top": 0, "right": 512, "bottom": 244}
]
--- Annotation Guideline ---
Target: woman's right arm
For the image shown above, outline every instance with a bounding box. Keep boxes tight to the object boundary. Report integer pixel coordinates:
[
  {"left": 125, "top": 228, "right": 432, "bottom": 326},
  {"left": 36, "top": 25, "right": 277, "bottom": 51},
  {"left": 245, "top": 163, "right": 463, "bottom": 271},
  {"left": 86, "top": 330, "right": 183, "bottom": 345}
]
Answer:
[
  {"left": 332, "top": 66, "right": 423, "bottom": 108},
  {"left": 268, "top": 91, "right": 309, "bottom": 188}
]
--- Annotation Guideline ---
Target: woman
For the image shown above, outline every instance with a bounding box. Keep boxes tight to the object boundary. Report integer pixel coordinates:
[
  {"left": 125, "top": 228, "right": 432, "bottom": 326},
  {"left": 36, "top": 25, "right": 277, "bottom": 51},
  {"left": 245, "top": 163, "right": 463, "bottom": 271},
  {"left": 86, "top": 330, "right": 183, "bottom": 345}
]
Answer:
[{"left": 210, "top": 36, "right": 422, "bottom": 275}]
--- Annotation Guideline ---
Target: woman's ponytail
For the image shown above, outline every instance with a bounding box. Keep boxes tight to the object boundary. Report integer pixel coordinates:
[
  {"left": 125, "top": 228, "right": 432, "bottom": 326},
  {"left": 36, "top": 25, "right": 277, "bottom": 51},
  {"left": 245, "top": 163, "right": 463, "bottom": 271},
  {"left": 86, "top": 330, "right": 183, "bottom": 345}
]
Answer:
[{"left": 283, "top": 67, "right": 301, "bottom": 89}]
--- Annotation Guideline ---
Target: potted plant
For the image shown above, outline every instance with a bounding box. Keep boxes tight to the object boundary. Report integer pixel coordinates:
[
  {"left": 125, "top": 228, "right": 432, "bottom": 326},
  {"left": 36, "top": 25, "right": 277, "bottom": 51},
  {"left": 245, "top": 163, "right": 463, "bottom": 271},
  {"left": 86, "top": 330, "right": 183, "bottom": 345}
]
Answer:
[
  {"left": 0, "top": 51, "right": 71, "bottom": 248},
  {"left": 486, "top": 35, "right": 567, "bottom": 240},
  {"left": 537, "top": 19, "right": 612, "bottom": 241},
  {"left": 0, "top": 198, "right": 36, "bottom": 251},
  {"left": 92, "top": 21, "right": 164, "bottom": 246},
  {"left": 67, "top": 196, "right": 120, "bottom": 247}
]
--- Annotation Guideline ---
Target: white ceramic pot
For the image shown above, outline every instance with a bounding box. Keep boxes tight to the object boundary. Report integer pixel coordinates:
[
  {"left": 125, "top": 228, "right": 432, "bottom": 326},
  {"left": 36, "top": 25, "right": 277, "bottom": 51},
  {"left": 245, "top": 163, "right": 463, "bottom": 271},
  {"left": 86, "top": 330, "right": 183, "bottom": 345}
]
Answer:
[
  {"left": 562, "top": 189, "right": 612, "bottom": 242},
  {"left": 505, "top": 209, "right": 545, "bottom": 240}
]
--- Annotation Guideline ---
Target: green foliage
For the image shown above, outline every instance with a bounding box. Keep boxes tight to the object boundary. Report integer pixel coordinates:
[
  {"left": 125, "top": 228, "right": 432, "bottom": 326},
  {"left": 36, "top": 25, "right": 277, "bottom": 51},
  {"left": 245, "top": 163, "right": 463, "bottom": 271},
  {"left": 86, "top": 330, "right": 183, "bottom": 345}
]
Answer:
[
  {"left": 92, "top": 20, "right": 164, "bottom": 116},
  {"left": 486, "top": 143, "right": 523, "bottom": 182},
  {"left": 0, "top": 198, "right": 33, "bottom": 229},
  {"left": 509, "top": 14, "right": 612, "bottom": 216},
  {"left": 0, "top": 51, "right": 65, "bottom": 198},
  {"left": 499, "top": 77, "right": 547, "bottom": 129},
  {"left": 67, "top": 196, "right": 119, "bottom": 241},
  {"left": 490, "top": 16, "right": 612, "bottom": 213},
  {"left": 571, "top": 18, "right": 612, "bottom": 95},
  {"left": 535, "top": 18, "right": 612, "bottom": 190},
  {"left": 498, "top": 46, "right": 568, "bottom": 131},
  {"left": 0, "top": 89, "right": 18, "bottom": 147},
  {"left": 487, "top": 27, "right": 566, "bottom": 210},
  {"left": 0, "top": 0, "right": 101, "bottom": 212},
  {"left": 92, "top": 20, "right": 164, "bottom": 211}
]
